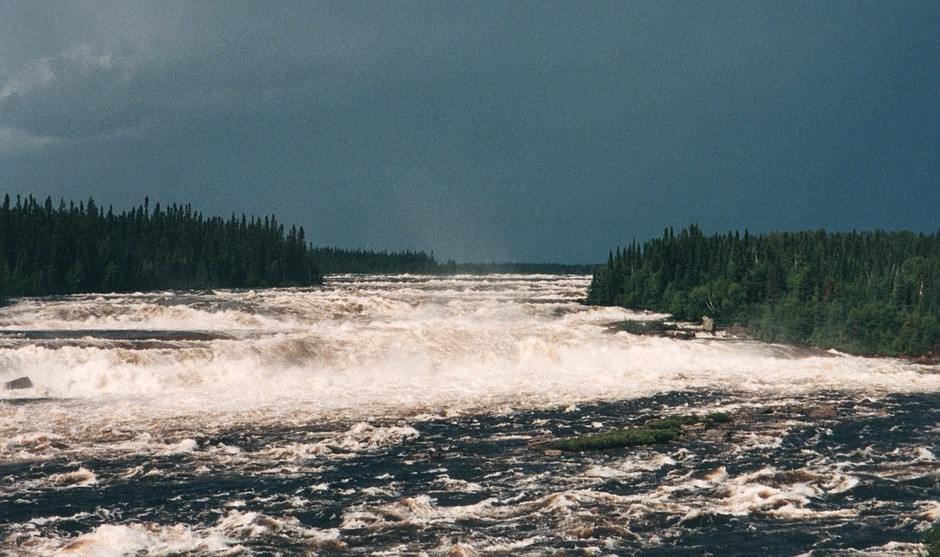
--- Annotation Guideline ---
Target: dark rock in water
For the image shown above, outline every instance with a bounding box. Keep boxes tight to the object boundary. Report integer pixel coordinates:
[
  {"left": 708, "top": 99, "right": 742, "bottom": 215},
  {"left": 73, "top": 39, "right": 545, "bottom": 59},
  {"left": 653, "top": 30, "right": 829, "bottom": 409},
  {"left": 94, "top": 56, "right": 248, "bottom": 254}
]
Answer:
[
  {"left": 408, "top": 447, "right": 443, "bottom": 461},
  {"left": 701, "top": 428, "right": 728, "bottom": 442},
  {"left": 605, "top": 320, "right": 699, "bottom": 340},
  {"left": 4, "top": 376, "right": 33, "bottom": 390},
  {"left": 527, "top": 434, "right": 555, "bottom": 447},
  {"left": 808, "top": 404, "right": 838, "bottom": 419}
]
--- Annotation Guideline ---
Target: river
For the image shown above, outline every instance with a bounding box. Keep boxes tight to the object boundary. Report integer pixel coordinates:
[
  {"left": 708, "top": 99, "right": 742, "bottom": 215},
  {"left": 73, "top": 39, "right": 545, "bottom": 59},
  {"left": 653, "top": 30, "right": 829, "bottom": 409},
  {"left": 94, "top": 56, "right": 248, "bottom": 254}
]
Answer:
[{"left": 1, "top": 275, "right": 938, "bottom": 555}]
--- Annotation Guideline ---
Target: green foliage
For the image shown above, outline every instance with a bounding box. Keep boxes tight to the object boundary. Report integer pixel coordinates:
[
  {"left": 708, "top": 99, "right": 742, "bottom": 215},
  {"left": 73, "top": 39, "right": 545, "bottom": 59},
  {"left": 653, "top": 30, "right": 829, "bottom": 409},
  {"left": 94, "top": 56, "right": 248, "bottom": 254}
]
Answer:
[
  {"left": 309, "top": 249, "right": 593, "bottom": 276},
  {"left": 925, "top": 523, "right": 940, "bottom": 557},
  {"left": 547, "top": 425, "right": 680, "bottom": 451},
  {"left": 0, "top": 194, "right": 592, "bottom": 297},
  {"left": 0, "top": 194, "right": 322, "bottom": 295},
  {"left": 310, "top": 247, "right": 439, "bottom": 275},
  {"left": 308, "top": 250, "right": 594, "bottom": 276},
  {"left": 444, "top": 262, "right": 595, "bottom": 275},
  {"left": 544, "top": 413, "right": 730, "bottom": 452},
  {"left": 588, "top": 226, "right": 940, "bottom": 358}
]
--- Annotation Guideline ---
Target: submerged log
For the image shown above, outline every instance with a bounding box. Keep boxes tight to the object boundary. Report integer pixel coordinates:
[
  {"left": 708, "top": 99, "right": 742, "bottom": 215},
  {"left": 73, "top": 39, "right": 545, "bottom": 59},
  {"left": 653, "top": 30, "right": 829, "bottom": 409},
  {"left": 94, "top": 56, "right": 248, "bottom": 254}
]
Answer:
[{"left": 4, "top": 376, "right": 33, "bottom": 390}]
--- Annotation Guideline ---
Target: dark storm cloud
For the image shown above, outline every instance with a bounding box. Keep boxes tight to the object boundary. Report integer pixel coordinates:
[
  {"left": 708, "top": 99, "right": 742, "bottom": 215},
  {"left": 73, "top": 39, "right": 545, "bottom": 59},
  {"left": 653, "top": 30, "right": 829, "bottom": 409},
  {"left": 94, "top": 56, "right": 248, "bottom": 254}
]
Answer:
[
  {"left": 0, "top": 1, "right": 937, "bottom": 262},
  {"left": 1, "top": 45, "right": 143, "bottom": 139}
]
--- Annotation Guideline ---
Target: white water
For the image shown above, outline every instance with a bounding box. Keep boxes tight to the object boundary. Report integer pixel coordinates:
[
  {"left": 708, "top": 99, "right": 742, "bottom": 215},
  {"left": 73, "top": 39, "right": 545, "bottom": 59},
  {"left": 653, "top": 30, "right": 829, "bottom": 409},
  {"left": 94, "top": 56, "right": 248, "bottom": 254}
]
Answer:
[
  {"left": 2, "top": 275, "right": 939, "bottom": 555},
  {"left": 1, "top": 274, "right": 937, "bottom": 429}
]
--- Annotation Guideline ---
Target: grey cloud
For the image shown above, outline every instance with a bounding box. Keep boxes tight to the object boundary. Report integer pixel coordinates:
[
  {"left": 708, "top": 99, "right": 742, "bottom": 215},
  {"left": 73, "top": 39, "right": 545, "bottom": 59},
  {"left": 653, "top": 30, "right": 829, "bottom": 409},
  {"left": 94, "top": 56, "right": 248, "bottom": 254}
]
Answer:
[
  {"left": 0, "top": 44, "right": 144, "bottom": 139},
  {"left": 0, "top": 1, "right": 937, "bottom": 262}
]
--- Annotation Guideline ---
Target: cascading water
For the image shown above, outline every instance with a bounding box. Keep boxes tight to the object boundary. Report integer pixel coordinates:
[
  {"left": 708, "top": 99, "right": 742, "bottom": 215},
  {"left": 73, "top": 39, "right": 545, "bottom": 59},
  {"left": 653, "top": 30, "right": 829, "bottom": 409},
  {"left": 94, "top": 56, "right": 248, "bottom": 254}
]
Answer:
[{"left": 1, "top": 275, "right": 938, "bottom": 555}]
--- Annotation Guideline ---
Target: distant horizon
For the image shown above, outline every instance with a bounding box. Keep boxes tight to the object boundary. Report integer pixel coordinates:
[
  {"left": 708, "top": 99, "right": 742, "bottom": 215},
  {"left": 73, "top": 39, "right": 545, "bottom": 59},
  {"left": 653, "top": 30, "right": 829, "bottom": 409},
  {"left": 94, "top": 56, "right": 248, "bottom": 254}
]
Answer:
[
  {"left": 6, "top": 191, "right": 938, "bottom": 268},
  {"left": 2, "top": 2, "right": 938, "bottom": 262}
]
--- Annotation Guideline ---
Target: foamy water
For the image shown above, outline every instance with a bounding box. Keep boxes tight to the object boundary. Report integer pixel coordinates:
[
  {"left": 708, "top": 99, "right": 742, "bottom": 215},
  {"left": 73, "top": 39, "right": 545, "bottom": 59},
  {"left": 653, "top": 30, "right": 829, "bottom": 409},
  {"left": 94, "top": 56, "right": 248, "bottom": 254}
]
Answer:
[{"left": 1, "top": 275, "right": 938, "bottom": 555}]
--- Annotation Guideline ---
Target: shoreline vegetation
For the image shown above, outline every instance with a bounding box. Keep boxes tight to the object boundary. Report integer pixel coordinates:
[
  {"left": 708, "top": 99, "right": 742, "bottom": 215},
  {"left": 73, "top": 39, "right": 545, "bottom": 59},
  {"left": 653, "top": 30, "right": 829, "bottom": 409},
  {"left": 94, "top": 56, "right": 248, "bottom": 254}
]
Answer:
[
  {"left": 2, "top": 196, "right": 935, "bottom": 363},
  {"left": 0, "top": 195, "right": 592, "bottom": 302},
  {"left": 0, "top": 195, "right": 321, "bottom": 298},
  {"left": 587, "top": 225, "right": 939, "bottom": 360},
  {"left": 532, "top": 412, "right": 732, "bottom": 453}
]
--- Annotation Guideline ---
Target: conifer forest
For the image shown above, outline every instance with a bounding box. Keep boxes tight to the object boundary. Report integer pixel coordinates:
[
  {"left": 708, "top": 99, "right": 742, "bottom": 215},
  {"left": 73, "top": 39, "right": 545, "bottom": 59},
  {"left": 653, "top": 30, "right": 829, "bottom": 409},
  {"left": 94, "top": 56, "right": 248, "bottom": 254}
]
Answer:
[
  {"left": 0, "top": 195, "right": 588, "bottom": 300},
  {"left": 588, "top": 225, "right": 940, "bottom": 358},
  {"left": 0, "top": 195, "right": 323, "bottom": 296},
  {"left": 3, "top": 195, "right": 937, "bottom": 359}
]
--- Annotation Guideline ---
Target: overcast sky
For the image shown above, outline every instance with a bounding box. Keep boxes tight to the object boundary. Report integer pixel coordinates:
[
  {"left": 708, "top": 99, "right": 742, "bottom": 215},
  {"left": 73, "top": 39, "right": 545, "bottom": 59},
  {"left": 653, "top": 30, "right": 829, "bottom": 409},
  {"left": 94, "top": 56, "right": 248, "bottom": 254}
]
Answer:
[{"left": 1, "top": 1, "right": 937, "bottom": 263}]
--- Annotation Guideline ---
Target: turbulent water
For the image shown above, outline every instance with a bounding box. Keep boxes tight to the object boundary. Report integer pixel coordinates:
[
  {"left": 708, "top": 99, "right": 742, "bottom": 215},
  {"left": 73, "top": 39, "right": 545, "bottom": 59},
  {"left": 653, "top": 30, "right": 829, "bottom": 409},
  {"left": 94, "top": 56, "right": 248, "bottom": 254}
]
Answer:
[{"left": 1, "top": 274, "right": 939, "bottom": 556}]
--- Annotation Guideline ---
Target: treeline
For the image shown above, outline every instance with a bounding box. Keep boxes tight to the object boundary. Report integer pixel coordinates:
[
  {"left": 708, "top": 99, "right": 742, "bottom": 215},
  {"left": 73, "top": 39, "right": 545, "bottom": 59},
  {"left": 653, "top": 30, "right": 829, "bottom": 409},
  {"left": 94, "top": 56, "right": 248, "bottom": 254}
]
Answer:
[
  {"left": 588, "top": 225, "right": 940, "bottom": 358},
  {"left": 0, "top": 195, "right": 591, "bottom": 300},
  {"left": 0, "top": 194, "right": 321, "bottom": 296},
  {"left": 303, "top": 250, "right": 594, "bottom": 275},
  {"left": 439, "top": 261, "right": 596, "bottom": 275},
  {"left": 311, "top": 247, "right": 439, "bottom": 274}
]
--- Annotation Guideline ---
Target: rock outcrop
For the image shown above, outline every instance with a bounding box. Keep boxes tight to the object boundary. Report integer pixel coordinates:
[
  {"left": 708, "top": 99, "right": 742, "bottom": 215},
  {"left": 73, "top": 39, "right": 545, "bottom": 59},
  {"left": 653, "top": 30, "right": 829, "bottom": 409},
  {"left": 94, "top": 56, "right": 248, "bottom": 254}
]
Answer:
[
  {"left": 702, "top": 316, "right": 715, "bottom": 334},
  {"left": 4, "top": 376, "right": 33, "bottom": 390}
]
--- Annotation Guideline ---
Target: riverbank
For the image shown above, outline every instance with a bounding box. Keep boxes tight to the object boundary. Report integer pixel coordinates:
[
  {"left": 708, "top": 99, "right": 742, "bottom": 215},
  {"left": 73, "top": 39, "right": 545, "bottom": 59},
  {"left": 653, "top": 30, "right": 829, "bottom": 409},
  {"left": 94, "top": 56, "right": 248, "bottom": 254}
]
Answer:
[
  {"left": 604, "top": 317, "right": 940, "bottom": 366},
  {"left": 588, "top": 227, "right": 940, "bottom": 360}
]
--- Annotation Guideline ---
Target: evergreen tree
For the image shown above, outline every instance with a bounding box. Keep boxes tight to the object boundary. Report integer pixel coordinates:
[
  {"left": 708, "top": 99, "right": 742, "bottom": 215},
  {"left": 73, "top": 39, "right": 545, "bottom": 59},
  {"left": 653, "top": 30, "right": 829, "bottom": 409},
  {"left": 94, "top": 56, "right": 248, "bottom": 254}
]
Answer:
[
  {"left": 0, "top": 196, "right": 323, "bottom": 295},
  {"left": 588, "top": 226, "right": 940, "bottom": 358}
]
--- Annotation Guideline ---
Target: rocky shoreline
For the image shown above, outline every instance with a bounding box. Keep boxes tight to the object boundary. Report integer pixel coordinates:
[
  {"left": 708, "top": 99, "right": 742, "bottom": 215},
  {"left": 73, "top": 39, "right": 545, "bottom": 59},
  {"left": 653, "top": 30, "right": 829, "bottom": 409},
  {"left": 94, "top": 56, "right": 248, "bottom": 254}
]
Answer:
[{"left": 605, "top": 318, "right": 940, "bottom": 365}]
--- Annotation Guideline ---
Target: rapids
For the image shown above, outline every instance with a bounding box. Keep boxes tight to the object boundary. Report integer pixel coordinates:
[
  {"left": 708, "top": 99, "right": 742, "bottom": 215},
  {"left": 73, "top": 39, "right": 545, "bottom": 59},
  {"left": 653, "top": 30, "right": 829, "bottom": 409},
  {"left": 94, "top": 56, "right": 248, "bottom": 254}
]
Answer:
[{"left": 1, "top": 274, "right": 938, "bottom": 555}]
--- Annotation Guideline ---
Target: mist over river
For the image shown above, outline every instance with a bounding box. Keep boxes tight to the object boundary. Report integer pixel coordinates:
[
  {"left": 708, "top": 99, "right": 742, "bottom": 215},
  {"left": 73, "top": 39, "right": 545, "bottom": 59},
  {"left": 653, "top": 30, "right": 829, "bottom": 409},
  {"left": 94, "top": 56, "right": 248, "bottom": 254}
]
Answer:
[{"left": 1, "top": 275, "right": 939, "bottom": 555}]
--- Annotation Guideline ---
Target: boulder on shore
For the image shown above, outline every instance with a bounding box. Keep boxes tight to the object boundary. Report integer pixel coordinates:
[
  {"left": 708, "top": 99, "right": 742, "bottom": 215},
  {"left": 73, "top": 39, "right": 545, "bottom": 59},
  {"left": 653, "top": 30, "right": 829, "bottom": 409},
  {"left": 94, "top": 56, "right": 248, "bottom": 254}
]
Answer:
[
  {"left": 4, "top": 376, "right": 33, "bottom": 390},
  {"left": 702, "top": 316, "right": 715, "bottom": 334}
]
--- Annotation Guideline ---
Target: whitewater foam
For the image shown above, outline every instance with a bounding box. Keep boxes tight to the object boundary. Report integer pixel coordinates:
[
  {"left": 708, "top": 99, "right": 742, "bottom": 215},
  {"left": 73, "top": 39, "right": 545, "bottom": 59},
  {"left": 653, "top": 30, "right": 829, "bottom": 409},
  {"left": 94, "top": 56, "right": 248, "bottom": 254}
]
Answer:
[
  {"left": 2, "top": 275, "right": 936, "bottom": 423},
  {"left": 2, "top": 275, "right": 939, "bottom": 555}
]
